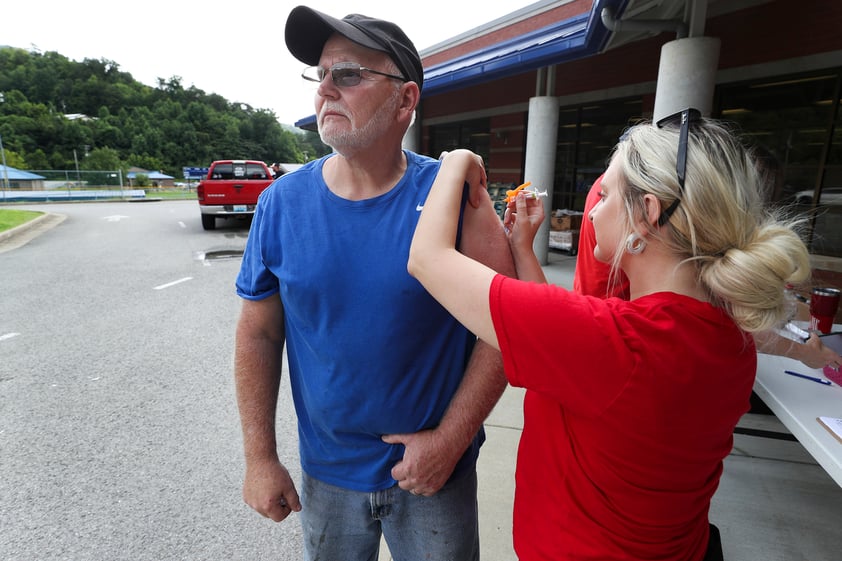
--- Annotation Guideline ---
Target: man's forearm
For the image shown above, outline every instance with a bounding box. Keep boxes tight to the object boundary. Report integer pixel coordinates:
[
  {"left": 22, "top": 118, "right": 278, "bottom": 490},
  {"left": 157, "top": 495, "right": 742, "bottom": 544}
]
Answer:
[
  {"left": 435, "top": 340, "right": 508, "bottom": 455},
  {"left": 235, "top": 329, "right": 285, "bottom": 463}
]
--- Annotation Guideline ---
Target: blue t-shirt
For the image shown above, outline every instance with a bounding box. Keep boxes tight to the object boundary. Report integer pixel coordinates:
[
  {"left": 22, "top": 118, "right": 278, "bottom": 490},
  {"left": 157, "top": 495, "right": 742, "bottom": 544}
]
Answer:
[{"left": 236, "top": 151, "right": 481, "bottom": 491}]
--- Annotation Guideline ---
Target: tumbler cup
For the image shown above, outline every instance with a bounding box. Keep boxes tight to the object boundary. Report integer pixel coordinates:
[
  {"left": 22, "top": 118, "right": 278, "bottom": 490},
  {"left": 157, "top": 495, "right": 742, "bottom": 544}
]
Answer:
[{"left": 810, "top": 287, "right": 841, "bottom": 334}]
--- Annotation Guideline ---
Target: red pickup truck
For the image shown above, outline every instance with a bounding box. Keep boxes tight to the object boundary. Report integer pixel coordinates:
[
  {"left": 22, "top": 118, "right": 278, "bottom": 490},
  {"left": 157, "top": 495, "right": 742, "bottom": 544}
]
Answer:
[{"left": 196, "top": 160, "right": 275, "bottom": 230}]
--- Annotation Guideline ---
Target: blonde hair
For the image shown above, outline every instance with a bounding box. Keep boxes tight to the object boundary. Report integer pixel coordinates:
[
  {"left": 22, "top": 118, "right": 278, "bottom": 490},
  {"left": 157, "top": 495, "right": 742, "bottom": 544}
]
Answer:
[{"left": 610, "top": 116, "right": 811, "bottom": 333}]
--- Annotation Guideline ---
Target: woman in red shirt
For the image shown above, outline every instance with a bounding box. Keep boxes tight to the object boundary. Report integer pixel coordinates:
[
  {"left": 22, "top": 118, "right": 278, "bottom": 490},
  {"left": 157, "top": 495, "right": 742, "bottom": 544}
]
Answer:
[{"left": 407, "top": 112, "right": 811, "bottom": 560}]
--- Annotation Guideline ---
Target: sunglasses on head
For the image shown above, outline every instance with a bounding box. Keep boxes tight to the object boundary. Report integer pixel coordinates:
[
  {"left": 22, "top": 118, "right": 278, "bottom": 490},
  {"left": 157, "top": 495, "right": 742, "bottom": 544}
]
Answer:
[
  {"left": 301, "top": 62, "right": 407, "bottom": 88},
  {"left": 655, "top": 108, "right": 702, "bottom": 226}
]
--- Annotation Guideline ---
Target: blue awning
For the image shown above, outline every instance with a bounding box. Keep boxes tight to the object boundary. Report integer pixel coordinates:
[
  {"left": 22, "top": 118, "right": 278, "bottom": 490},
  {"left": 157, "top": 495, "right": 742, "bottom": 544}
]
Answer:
[
  {"left": 127, "top": 171, "right": 174, "bottom": 180},
  {"left": 294, "top": 0, "right": 629, "bottom": 129}
]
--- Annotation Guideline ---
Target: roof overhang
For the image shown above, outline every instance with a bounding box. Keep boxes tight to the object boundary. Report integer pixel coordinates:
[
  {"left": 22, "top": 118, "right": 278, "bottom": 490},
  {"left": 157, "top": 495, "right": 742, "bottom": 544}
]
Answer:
[
  {"left": 295, "top": 0, "right": 634, "bottom": 130},
  {"left": 0, "top": 165, "right": 45, "bottom": 180},
  {"left": 422, "top": 0, "right": 632, "bottom": 96}
]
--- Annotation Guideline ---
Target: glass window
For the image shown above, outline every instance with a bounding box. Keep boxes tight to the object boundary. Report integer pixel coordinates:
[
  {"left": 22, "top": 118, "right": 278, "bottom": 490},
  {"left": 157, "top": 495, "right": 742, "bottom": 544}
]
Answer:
[
  {"left": 718, "top": 72, "right": 842, "bottom": 255},
  {"left": 246, "top": 163, "right": 269, "bottom": 179},
  {"left": 718, "top": 73, "right": 838, "bottom": 204},
  {"left": 211, "top": 163, "right": 234, "bottom": 180},
  {"left": 429, "top": 118, "right": 490, "bottom": 163},
  {"left": 553, "top": 99, "right": 642, "bottom": 211}
]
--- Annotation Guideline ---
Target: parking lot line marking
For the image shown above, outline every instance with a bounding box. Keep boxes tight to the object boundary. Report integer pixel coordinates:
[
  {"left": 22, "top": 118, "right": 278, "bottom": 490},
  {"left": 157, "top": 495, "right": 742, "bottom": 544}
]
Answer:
[
  {"left": 153, "top": 277, "right": 193, "bottom": 290},
  {"left": 0, "top": 332, "right": 20, "bottom": 342}
]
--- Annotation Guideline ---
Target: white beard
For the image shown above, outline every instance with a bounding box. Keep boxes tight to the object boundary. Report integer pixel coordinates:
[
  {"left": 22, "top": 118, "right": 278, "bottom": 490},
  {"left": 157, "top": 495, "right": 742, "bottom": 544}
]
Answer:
[{"left": 319, "top": 89, "right": 400, "bottom": 154}]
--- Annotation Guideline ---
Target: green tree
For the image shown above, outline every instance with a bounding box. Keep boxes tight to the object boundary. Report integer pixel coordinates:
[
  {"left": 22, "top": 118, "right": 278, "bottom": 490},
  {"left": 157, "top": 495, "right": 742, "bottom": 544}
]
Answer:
[
  {"left": 127, "top": 153, "right": 164, "bottom": 172},
  {"left": 0, "top": 46, "right": 323, "bottom": 174},
  {"left": 82, "top": 147, "right": 122, "bottom": 171},
  {"left": 297, "top": 129, "right": 331, "bottom": 161},
  {"left": 133, "top": 173, "right": 150, "bottom": 187},
  {"left": 1, "top": 148, "right": 26, "bottom": 169},
  {"left": 26, "top": 148, "right": 50, "bottom": 170}
]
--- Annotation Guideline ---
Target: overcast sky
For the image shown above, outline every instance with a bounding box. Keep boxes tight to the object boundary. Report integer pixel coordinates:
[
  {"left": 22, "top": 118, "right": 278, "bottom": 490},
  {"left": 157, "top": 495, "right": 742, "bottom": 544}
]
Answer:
[{"left": 3, "top": 0, "right": 517, "bottom": 125}]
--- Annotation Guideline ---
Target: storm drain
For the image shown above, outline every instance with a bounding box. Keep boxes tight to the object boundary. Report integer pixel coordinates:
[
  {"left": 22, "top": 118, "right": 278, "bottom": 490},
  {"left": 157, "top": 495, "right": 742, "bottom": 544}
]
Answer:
[{"left": 195, "top": 249, "right": 244, "bottom": 261}]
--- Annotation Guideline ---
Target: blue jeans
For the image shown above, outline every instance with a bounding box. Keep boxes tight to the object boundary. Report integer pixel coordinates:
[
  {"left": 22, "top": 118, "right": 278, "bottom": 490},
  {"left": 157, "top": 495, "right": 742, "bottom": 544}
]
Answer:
[{"left": 299, "top": 471, "right": 480, "bottom": 561}]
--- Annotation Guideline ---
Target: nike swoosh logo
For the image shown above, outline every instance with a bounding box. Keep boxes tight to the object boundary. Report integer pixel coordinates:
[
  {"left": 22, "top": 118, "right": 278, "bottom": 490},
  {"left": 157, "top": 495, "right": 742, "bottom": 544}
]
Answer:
[{"left": 416, "top": 204, "right": 424, "bottom": 211}]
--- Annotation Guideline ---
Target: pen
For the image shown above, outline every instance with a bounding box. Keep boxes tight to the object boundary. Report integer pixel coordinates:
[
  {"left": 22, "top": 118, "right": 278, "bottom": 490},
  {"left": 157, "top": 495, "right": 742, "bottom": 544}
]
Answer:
[{"left": 783, "top": 370, "right": 832, "bottom": 386}]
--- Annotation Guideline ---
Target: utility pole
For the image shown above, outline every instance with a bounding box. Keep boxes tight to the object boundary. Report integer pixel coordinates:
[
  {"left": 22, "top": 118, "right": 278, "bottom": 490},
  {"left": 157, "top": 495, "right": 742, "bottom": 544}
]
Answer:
[
  {"left": 0, "top": 93, "right": 7, "bottom": 194},
  {"left": 73, "top": 149, "right": 81, "bottom": 187},
  {"left": 0, "top": 133, "right": 10, "bottom": 195}
]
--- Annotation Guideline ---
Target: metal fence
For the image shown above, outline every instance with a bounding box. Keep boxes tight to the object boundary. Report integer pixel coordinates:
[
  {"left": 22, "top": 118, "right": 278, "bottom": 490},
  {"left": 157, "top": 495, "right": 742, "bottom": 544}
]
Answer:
[
  {"left": 0, "top": 169, "right": 147, "bottom": 203},
  {"left": 28, "top": 169, "right": 125, "bottom": 189}
]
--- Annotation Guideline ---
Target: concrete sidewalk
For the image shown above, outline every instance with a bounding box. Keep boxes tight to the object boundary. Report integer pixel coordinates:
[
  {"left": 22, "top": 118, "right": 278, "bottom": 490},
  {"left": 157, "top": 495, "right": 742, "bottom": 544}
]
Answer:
[{"left": 0, "top": 211, "right": 66, "bottom": 254}]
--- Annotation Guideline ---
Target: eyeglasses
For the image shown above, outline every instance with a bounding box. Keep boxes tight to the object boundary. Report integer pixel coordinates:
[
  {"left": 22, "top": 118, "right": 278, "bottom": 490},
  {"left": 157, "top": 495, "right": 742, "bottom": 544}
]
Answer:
[
  {"left": 655, "top": 108, "right": 701, "bottom": 226},
  {"left": 301, "top": 62, "right": 407, "bottom": 88}
]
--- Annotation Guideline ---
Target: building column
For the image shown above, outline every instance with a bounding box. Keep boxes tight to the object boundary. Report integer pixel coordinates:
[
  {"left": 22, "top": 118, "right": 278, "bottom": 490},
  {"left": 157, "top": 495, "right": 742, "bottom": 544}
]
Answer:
[
  {"left": 653, "top": 36, "right": 720, "bottom": 120},
  {"left": 524, "top": 96, "right": 559, "bottom": 265}
]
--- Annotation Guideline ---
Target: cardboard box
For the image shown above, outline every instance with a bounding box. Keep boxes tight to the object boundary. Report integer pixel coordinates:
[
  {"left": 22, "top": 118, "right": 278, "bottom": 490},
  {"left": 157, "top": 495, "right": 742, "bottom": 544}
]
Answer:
[
  {"left": 550, "top": 211, "right": 584, "bottom": 231},
  {"left": 548, "top": 229, "right": 580, "bottom": 251}
]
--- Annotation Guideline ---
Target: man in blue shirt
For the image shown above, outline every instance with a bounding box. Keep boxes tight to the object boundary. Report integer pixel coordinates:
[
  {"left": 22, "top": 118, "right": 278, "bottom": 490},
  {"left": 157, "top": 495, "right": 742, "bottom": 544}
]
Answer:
[{"left": 234, "top": 6, "right": 515, "bottom": 560}]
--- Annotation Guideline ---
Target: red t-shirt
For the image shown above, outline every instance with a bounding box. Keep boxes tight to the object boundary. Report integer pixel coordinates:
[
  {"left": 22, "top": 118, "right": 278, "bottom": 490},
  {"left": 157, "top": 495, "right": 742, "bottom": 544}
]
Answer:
[
  {"left": 489, "top": 276, "right": 755, "bottom": 561},
  {"left": 573, "top": 175, "right": 630, "bottom": 300}
]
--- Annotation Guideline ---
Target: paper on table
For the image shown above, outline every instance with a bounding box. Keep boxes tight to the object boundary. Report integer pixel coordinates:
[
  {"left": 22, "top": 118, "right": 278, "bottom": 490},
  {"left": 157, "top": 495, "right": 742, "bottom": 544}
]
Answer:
[{"left": 818, "top": 416, "right": 842, "bottom": 444}]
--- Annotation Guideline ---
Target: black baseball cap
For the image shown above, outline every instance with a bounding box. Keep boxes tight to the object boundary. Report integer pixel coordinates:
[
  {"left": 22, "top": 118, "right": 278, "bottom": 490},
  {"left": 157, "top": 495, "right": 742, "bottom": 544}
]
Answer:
[{"left": 285, "top": 6, "right": 424, "bottom": 91}]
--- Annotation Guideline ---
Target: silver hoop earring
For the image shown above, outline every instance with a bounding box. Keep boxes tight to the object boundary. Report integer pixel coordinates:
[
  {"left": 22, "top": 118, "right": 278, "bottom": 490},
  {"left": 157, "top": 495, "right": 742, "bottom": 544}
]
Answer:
[{"left": 625, "top": 233, "right": 647, "bottom": 255}]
